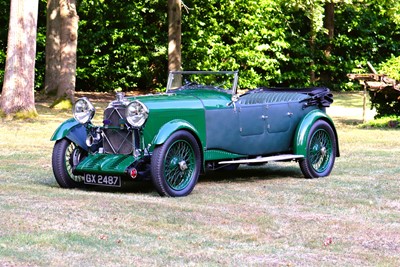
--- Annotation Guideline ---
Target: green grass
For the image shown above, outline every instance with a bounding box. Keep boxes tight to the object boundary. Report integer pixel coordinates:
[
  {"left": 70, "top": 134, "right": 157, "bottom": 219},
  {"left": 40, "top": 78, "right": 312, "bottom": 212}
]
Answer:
[{"left": 0, "top": 92, "right": 399, "bottom": 266}]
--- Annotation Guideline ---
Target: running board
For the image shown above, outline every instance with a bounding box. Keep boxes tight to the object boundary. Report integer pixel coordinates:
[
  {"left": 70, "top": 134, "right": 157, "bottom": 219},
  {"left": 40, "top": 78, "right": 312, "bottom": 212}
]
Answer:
[{"left": 219, "top": 154, "right": 304, "bottom": 165}]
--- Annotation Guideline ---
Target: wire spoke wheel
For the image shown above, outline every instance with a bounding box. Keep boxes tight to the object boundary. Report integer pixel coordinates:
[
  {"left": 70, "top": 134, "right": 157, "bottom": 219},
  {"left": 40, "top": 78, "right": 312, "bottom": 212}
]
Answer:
[
  {"left": 164, "top": 140, "right": 195, "bottom": 190},
  {"left": 300, "top": 120, "right": 337, "bottom": 178},
  {"left": 52, "top": 138, "right": 86, "bottom": 188},
  {"left": 151, "top": 130, "right": 201, "bottom": 197},
  {"left": 309, "top": 129, "right": 332, "bottom": 173},
  {"left": 66, "top": 142, "right": 85, "bottom": 183}
]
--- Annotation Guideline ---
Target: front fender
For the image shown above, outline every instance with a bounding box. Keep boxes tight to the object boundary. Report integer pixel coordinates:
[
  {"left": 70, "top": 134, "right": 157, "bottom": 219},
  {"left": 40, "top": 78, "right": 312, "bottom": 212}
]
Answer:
[
  {"left": 152, "top": 119, "right": 203, "bottom": 147},
  {"left": 50, "top": 118, "right": 89, "bottom": 151},
  {"left": 293, "top": 110, "right": 339, "bottom": 156}
]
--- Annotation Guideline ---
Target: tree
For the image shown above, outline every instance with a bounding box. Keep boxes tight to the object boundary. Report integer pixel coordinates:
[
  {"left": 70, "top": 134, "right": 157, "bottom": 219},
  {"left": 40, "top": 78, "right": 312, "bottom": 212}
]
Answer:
[
  {"left": 0, "top": 0, "right": 39, "bottom": 118},
  {"left": 182, "top": 0, "right": 289, "bottom": 88},
  {"left": 320, "top": 0, "right": 334, "bottom": 83},
  {"left": 285, "top": 0, "right": 326, "bottom": 83},
  {"left": 45, "top": 0, "right": 78, "bottom": 104},
  {"left": 59, "top": 0, "right": 78, "bottom": 102},
  {"left": 168, "top": 0, "right": 182, "bottom": 88},
  {"left": 44, "top": 0, "right": 61, "bottom": 95},
  {"left": 168, "top": 0, "right": 182, "bottom": 73}
]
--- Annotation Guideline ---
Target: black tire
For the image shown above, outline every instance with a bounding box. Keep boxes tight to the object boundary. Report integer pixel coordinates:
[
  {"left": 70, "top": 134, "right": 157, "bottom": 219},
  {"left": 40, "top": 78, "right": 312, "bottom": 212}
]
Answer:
[
  {"left": 151, "top": 130, "right": 201, "bottom": 197},
  {"left": 52, "top": 138, "right": 86, "bottom": 188},
  {"left": 299, "top": 120, "right": 337, "bottom": 178}
]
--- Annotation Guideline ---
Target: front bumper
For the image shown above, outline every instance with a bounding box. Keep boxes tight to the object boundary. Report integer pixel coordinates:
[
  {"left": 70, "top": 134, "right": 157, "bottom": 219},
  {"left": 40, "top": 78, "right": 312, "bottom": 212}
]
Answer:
[{"left": 74, "top": 154, "right": 139, "bottom": 176}]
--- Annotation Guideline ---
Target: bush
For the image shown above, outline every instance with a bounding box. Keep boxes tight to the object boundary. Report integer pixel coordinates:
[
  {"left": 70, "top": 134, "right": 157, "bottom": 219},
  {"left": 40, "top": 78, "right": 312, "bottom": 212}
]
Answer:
[
  {"left": 361, "top": 115, "right": 400, "bottom": 128},
  {"left": 379, "top": 56, "right": 400, "bottom": 81},
  {"left": 367, "top": 56, "right": 400, "bottom": 118}
]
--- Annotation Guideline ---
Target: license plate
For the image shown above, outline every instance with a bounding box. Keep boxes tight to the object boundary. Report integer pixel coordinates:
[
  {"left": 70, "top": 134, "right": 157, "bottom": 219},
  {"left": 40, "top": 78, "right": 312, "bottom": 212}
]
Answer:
[{"left": 84, "top": 174, "right": 121, "bottom": 187}]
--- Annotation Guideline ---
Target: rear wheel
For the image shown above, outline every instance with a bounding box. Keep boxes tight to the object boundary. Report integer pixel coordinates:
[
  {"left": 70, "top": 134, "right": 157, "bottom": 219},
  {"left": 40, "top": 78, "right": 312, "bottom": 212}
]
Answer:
[
  {"left": 52, "top": 138, "right": 86, "bottom": 188},
  {"left": 151, "top": 131, "right": 201, "bottom": 197},
  {"left": 299, "top": 120, "right": 336, "bottom": 178}
]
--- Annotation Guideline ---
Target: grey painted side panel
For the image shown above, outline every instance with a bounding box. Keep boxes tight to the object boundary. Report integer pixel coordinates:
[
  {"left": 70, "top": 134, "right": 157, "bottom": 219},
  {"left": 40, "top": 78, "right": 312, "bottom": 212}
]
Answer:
[{"left": 205, "top": 101, "right": 316, "bottom": 156}]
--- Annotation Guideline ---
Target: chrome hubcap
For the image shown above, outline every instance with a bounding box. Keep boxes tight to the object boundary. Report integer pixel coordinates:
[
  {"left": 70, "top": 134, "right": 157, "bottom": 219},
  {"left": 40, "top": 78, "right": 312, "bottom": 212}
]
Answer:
[{"left": 179, "top": 160, "right": 188, "bottom": 171}]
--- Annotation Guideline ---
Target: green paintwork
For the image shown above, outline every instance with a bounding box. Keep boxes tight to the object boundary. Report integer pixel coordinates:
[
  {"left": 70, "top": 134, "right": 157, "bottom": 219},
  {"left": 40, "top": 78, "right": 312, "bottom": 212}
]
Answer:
[
  {"left": 50, "top": 118, "right": 80, "bottom": 141},
  {"left": 50, "top": 118, "right": 89, "bottom": 150},
  {"left": 74, "top": 154, "right": 137, "bottom": 175},
  {"left": 128, "top": 91, "right": 219, "bottom": 151},
  {"left": 151, "top": 119, "right": 201, "bottom": 147},
  {"left": 203, "top": 150, "right": 245, "bottom": 161},
  {"left": 293, "top": 109, "right": 338, "bottom": 156}
]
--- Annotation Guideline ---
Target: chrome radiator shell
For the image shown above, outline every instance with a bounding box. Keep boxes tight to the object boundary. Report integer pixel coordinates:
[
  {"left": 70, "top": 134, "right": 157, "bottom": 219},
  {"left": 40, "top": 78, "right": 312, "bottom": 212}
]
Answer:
[{"left": 102, "top": 105, "right": 134, "bottom": 155}]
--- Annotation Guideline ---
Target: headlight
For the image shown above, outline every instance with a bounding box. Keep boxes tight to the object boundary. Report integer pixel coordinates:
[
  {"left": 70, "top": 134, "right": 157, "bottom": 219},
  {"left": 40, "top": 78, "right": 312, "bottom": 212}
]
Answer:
[
  {"left": 73, "top": 97, "right": 95, "bottom": 124},
  {"left": 126, "top": 100, "right": 149, "bottom": 128}
]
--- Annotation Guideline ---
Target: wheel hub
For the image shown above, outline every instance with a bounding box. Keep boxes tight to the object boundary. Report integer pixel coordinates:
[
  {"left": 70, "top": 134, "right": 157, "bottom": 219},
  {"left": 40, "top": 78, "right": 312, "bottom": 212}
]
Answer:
[
  {"left": 320, "top": 146, "right": 327, "bottom": 157},
  {"left": 179, "top": 160, "right": 188, "bottom": 171}
]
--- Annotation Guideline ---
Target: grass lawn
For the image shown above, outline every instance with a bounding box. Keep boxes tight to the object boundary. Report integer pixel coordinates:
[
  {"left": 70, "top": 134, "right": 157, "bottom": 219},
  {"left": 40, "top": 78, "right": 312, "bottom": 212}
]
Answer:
[{"left": 0, "top": 91, "right": 399, "bottom": 266}]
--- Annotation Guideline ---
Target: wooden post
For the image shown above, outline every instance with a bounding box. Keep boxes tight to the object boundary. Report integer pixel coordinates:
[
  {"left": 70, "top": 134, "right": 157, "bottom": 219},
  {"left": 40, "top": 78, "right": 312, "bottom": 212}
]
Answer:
[{"left": 363, "top": 83, "right": 367, "bottom": 123}]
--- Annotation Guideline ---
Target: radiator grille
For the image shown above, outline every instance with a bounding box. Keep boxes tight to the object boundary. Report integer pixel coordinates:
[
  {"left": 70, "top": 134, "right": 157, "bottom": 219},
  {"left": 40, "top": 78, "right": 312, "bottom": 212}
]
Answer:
[{"left": 103, "top": 107, "right": 133, "bottom": 154}]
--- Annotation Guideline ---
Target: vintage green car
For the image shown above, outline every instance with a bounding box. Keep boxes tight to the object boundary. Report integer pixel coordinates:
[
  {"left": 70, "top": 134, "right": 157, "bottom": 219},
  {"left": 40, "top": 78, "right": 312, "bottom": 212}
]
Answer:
[{"left": 51, "top": 71, "right": 339, "bottom": 197}]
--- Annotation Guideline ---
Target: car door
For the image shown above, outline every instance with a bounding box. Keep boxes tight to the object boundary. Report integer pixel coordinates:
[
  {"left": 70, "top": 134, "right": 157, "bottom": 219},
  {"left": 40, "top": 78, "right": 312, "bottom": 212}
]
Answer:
[
  {"left": 265, "top": 103, "right": 292, "bottom": 134},
  {"left": 238, "top": 104, "right": 265, "bottom": 136}
]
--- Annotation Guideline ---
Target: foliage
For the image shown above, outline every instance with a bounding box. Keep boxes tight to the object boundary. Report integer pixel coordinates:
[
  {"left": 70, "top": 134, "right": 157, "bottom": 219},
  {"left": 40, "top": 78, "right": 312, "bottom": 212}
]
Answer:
[
  {"left": 361, "top": 115, "right": 400, "bottom": 128},
  {"left": 50, "top": 98, "right": 73, "bottom": 110},
  {"left": 0, "top": 0, "right": 9, "bottom": 88},
  {"left": 1, "top": 0, "right": 400, "bottom": 93},
  {"left": 369, "top": 88, "right": 400, "bottom": 118},
  {"left": 282, "top": 0, "right": 400, "bottom": 90},
  {"left": 35, "top": 1, "right": 47, "bottom": 91},
  {"left": 378, "top": 55, "right": 400, "bottom": 81},
  {"left": 76, "top": 0, "right": 168, "bottom": 91},
  {"left": 365, "top": 56, "right": 400, "bottom": 118},
  {"left": 181, "top": 0, "right": 289, "bottom": 89}
]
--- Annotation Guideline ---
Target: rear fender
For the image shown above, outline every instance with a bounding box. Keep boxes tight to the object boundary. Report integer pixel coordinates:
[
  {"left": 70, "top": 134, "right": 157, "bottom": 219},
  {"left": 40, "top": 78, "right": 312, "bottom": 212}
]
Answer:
[
  {"left": 293, "top": 110, "right": 339, "bottom": 157},
  {"left": 50, "top": 118, "right": 89, "bottom": 151}
]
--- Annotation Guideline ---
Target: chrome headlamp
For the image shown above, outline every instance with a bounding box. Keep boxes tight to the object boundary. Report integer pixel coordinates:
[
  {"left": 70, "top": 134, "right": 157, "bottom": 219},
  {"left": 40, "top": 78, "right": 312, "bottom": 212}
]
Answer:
[
  {"left": 73, "top": 97, "right": 95, "bottom": 124},
  {"left": 126, "top": 100, "right": 149, "bottom": 128}
]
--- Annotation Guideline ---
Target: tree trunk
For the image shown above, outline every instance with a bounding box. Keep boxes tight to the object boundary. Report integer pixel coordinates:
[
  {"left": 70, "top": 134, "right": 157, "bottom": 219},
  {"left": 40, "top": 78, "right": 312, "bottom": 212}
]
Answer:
[
  {"left": 168, "top": 0, "right": 182, "bottom": 88},
  {"left": 58, "top": 0, "right": 78, "bottom": 102},
  {"left": 168, "top": 0, "right": 181, "bottom": 72},
  {"left": 321, "top": 1, "right": 334, "bottom": 83},
  {"left": 45, "top": 0, "right": 61, "bottom": 95},
  {"left": 0, "top": 0, "right": 39, "bottom": 118}
]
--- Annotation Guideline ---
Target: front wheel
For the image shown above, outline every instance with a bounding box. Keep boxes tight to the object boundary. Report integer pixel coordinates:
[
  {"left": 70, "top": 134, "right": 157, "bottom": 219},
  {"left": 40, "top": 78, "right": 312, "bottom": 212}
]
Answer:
[
  {"left": 151, "top": 130, "right": 201, "bottom": 197},
  {"left": 52, "top": 138, "right": 86, "bottom": 188},
  {"left": 299, "top": 120, "right": 337, "bottom": 178}
]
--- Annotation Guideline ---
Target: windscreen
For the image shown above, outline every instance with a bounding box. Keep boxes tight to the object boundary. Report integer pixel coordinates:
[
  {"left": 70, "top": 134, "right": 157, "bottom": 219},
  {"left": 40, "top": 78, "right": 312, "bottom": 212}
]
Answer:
[{"left": 167, "top": 71, "right": 238, "bottom": 94}]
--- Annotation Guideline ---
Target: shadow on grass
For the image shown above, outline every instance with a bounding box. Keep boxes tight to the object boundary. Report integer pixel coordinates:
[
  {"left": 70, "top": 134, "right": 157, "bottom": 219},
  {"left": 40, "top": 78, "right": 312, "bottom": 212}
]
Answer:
[
  {"left": 333, "top": 117, "right": 364, "bottom": 126},
  {"left": 200, "top": 164, "right": 303, "bottom": 183},
  {"left": 40, "top": 164, "right": 303, "bottom": 195},
  {"left": 41, "top": 176, "right": 157, "bottom": 195}
]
